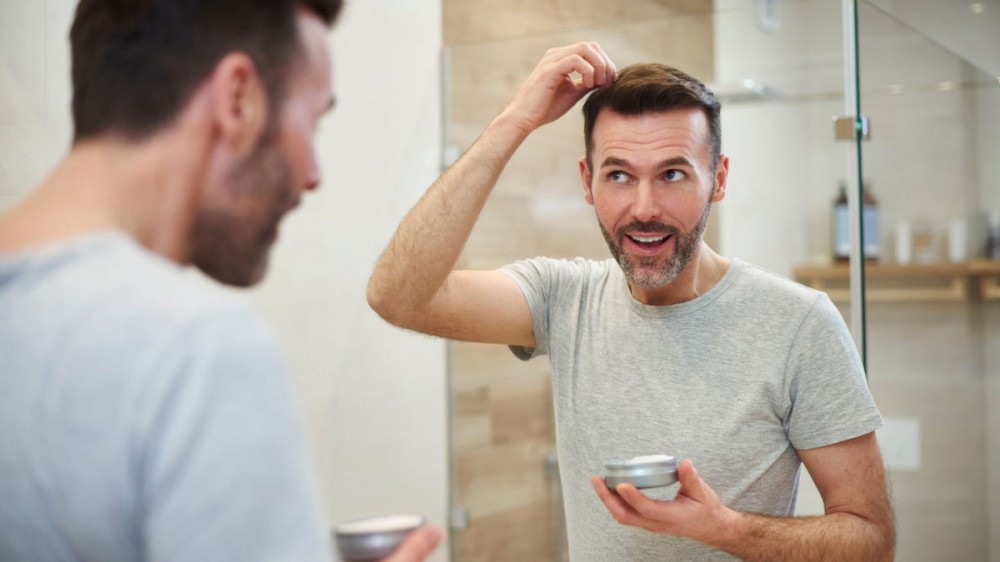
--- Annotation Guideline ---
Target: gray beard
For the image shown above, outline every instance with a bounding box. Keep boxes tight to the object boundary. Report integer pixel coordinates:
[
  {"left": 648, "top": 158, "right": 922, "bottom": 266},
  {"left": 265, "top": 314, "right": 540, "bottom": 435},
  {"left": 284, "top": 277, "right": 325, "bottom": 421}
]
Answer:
[{"left": 598, "top": 198, "right": 712, "bottom": 290}]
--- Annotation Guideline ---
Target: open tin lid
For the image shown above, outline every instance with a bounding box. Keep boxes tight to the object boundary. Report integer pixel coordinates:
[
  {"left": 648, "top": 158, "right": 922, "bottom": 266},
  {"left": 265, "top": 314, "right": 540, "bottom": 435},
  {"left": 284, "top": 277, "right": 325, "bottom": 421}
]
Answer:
[
  {"left": 334, "top": 514, "right": 425, "bottom": 536},
  {"left": 604, "top": 454, "right": 677, "bottom": 471}
]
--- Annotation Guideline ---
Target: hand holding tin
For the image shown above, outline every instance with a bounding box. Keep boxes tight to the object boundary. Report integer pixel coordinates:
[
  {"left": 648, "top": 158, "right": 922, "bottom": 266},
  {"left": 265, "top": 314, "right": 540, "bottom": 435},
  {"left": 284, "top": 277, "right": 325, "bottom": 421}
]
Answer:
[
  {"left": 378, "top": 525, "right": 443, "bottom": 562},
  {"left": 334, "top": 515, "right": 442, "bottom": 562},
  {"left": 591, "top": 459, "right": 740, "bottom": 546}
]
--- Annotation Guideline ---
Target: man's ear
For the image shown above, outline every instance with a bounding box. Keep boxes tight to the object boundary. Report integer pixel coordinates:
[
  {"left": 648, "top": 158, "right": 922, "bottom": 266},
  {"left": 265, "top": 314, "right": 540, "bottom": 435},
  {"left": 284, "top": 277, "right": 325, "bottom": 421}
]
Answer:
[
  {"left": 711, "top": 153, "right": 730, "bottom": 203},
  {"left": 209, "top": 52, "right": 270, "bottom": 154},
  {"left": 579, "top": 156, "right": 595, "bottom": 206}
]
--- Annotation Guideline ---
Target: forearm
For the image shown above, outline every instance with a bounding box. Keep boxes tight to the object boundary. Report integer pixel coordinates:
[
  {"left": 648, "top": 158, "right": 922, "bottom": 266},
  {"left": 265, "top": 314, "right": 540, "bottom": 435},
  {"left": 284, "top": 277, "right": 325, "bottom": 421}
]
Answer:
[
  {"left": 366, "top": 112, "right": 530, "bottom": 322},
  {"left": 714, "top": 510, "right": 894, "bottom": 562}
]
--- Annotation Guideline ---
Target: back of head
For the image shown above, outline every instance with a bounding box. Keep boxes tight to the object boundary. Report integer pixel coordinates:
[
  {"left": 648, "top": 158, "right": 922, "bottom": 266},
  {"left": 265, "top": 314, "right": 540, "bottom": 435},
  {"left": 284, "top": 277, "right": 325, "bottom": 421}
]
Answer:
[
  {"left": 69, "top": 0, "right": 343, "bottom": 142},
  {"left": 582, "top": 63, "right": 721, "bottom": 171}
]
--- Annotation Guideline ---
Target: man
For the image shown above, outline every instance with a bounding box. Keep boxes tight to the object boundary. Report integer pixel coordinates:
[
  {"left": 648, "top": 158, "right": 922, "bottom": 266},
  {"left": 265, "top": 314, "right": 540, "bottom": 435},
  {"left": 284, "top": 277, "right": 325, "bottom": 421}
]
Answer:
[
  {"left": 368, "top": 42, "right": 894, "bottom": 561},
  {"left": 0, "top": 1, "right": 439, "bottom": 561}
]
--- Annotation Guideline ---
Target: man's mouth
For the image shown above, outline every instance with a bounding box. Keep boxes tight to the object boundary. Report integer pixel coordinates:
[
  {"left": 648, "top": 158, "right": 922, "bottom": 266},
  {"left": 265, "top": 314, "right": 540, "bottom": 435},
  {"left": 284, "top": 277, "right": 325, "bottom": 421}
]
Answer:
[{"left": 625, "top": 233, "right": 672, "bottom": 250}]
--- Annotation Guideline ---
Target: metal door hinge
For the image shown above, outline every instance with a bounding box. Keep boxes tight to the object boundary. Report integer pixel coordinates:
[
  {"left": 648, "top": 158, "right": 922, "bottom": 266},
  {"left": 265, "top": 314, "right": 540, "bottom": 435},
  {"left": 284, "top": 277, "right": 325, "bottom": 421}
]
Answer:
[
  {"left": 833, "top": 115, "right": 870, "bottom": 141},
  {"left": 449, "top": 505, "right": 470, "bottom": 531}
]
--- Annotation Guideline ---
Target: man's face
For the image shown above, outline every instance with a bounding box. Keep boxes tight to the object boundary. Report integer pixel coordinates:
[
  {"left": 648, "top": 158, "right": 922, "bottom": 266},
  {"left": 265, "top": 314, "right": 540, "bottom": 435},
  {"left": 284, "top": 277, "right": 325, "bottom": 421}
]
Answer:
[
  {"left": 580, "top": 107, "right": 726, "bottom": 293},
  {"left": 191, "top": 10, "right": 334, "bottom": 286}
]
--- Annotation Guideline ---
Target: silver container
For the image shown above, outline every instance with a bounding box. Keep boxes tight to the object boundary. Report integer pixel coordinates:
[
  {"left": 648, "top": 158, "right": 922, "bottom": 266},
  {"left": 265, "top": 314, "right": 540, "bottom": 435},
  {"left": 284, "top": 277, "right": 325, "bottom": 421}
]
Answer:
[
  {"left": 333, "top": 514, "right": 425, "bottom": 562},
  {"left": 604, "top": 454, "right": 678, "bottom": 489}
]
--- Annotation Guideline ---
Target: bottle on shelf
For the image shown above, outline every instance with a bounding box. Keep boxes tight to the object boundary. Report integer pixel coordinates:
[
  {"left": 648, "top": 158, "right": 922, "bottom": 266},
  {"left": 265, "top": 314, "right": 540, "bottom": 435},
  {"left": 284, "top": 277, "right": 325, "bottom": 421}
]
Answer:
[
  {"left": 830, "top": 181, "right": 880, "bottom": 262},
  {"left": 988, "top": 211, "right": 1000, "bottom": 260},
  {"left": 862, "top": 183, "right": 880, "bottom": 261},
  {"left": 832, "top": 181, "right": 850, "bottom": 262}
]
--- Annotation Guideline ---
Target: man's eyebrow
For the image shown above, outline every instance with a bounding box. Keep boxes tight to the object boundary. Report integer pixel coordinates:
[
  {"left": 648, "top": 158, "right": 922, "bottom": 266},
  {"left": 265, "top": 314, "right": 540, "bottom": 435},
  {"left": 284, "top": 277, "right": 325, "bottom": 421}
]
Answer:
[
  {"left": 654, "top": 156, "right": 693, "bottom": 169},
  {"left": 600, "top": 156, "right": 632, "bottom": 169}
]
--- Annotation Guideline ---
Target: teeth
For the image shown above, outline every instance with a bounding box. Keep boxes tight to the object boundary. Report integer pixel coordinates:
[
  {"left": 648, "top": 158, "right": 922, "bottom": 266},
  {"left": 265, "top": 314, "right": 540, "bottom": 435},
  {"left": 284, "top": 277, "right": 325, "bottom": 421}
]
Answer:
[{"left": 631, "top": 234, "right": 667, "bottom": 243}]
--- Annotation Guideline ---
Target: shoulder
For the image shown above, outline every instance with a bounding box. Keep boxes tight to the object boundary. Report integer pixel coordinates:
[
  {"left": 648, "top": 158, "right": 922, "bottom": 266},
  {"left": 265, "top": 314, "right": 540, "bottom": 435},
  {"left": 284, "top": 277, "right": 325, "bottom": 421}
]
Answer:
[
  {"left": 501, "top": 256, "right": 613, "bottom": 285},
  {"left": 93, "top": 233, "right": 260, "bottom": 323},
  {"left": 15, "top": 231, "right": 279, "bottom": 366},
  {"left": 111, "top": 240, "right": 279, "bottom": 363},
  {"left": 730, "top": 259, "right": 829, "bottom": 312}
]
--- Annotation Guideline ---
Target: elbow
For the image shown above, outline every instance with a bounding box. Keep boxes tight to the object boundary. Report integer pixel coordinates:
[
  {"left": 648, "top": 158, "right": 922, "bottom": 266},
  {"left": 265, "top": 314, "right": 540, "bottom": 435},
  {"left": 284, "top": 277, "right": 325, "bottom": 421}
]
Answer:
[
  {"left": 366, "top": 281, "right": 400, "bottom": 326},
  {"left": 866, "top": 513, "right": 896, "bottom": 562},
  {"left": 877, "top": 521, "right": 896, "bottom": 562},
  {"left": 366, "top": 279, "right": 422, "bottom": 331}
]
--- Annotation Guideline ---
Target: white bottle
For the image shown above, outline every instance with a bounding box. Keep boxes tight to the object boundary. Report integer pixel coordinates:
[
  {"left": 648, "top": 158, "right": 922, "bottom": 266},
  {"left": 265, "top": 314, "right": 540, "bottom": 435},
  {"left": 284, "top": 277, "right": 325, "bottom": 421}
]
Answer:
[
  {"left": 895, "top": 222, "right": 912, "bottom": 264},
  {"left": 948, "top": 220, "right": 966, "bottom": 263}
]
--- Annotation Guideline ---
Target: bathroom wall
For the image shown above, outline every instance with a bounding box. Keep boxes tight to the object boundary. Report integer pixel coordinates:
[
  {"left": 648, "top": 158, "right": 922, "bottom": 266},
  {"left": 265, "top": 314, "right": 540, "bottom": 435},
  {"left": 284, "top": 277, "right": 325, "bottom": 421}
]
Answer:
[
  {"left": 444, "top": 1, "right": 714, "bottom": 560},
  {"left": 0, "top": 2, "right": 450, "bottom": 560},
  {"left": 0, "top": 0, "right": 75, "bottom": 204}
]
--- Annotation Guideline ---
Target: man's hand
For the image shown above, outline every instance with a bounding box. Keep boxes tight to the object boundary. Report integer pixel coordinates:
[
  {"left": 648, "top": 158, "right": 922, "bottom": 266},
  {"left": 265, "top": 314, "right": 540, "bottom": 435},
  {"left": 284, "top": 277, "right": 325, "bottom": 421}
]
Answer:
[
  {"left": 591, "top": 459, "right": 740, "bottom": 545},
  {"left": 592, "top": 435, "right": 895, "bottom": 562},
  {"left": 501, "top": 42, "right": 617, "bottom": 136},
  {"left": 367, "top": 42, "right": 616, "bottom": 346},
  {"left": 380, "top": 525, "right": 443, "bottom": 562}
]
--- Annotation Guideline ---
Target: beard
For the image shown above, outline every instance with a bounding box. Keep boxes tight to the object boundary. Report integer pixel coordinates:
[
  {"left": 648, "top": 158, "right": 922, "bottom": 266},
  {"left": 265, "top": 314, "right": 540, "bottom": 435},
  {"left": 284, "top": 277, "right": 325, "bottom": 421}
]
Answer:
[
  {"left": 189, "top": 132, "right": 296, "bottom": 287},
  {"left": 599, "top": 195, "right": 712, "bottom": 290}
]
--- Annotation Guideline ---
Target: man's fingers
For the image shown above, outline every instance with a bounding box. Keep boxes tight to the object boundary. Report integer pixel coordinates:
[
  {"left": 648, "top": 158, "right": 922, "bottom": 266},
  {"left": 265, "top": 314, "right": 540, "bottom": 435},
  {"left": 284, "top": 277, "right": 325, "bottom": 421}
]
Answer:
[
  {"left": 563, "top": 54, "right": 597, "bottom": 89},
  {"left": 591, "top": 476, "right": 643, "bottom": 526},
  {"left": 582, "top": 41, "right": 614, "bottom": 86},
  {"left": 616, "top": 482, "right": 674, "bottom": 524},
  {"left": 547, "top": 42, "right": 615, "bottom": 89},
  {"left": 677, "top": 459, "right": 707, "bottom": 500},
  {"left": 380, "top": 525, "right": 443, "bottom": 562}
]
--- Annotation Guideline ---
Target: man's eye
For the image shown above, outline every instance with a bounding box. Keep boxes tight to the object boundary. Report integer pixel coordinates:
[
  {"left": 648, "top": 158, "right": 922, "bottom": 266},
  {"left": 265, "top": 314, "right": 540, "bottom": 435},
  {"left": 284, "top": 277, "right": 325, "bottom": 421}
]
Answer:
[
  {"left": 608, "top": 171, "right": 629, "bottom": 183},
  {"left": 664, "top": 169, "right": 686, "bottom": 182}
]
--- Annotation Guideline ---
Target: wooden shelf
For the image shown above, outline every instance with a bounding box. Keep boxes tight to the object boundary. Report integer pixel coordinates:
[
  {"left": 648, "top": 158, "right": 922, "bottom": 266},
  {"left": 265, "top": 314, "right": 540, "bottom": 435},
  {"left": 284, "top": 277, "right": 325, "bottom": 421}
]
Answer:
[{"left": 793, "top": 260, "right": 1000, "bottom": 302}]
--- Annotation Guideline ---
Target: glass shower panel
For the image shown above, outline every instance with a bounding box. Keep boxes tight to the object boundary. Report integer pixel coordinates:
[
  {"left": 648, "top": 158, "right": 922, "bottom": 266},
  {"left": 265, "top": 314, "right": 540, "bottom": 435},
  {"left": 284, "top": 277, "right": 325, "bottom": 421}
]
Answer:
[
  {"left": 713, "top": 0, "right": 867, "bottom": 519},
  {"left": 714, "top": 0, "right": 859, "bottom": 320},
  {"left": 856, "top": 2, "right": 1000, "bottom": 560}
]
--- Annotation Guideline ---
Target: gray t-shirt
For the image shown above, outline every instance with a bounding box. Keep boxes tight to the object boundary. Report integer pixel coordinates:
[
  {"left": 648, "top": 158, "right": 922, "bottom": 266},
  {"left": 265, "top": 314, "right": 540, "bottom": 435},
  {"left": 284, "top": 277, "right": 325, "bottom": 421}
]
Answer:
[
  {"left": 0, "top": 231, "right": 333, "bottom": 562},
  {"left": 501, "top": 257, "right": 883, "bottom": 561}
]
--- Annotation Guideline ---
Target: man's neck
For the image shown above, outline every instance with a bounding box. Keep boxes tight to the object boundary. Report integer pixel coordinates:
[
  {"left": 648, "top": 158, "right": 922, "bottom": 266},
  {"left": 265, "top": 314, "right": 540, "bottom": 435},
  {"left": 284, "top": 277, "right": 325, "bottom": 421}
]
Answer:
[{"left": 0, "top": 132, "right": 208, "bottom": 262}]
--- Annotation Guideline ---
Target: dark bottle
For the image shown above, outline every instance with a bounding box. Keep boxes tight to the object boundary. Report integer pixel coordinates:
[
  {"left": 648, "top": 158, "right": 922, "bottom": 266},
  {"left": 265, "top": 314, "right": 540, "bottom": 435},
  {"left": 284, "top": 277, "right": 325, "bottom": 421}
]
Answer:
[
  {"left": 862, "top": 184, "right": 880, "bottom": 261},
  {"left": 832, "top": 182, "right": 849, "bottom": 262},
  {"left": 988, "top": 212, "right": 1000, "bottom": 260}
]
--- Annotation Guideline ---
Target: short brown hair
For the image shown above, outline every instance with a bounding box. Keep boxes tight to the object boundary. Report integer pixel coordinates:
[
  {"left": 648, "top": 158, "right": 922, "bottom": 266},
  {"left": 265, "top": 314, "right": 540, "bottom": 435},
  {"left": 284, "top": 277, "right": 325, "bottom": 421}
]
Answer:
[
  {"left": 70, "top": 0, "right": 343, "bottom": 142},
  {"left": 582, "top": 63, "right": 721, "bottom": 171}
]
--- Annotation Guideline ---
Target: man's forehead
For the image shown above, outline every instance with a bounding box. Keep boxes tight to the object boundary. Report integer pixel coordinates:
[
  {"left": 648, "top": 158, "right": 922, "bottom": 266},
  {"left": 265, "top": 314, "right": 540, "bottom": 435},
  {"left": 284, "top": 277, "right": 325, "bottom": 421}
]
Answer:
[
  {"left": 593, "top": 106, "right": 707, "bottom": 132},
  {"left": 589, "top": 107, "right": 713, "bottom": 170},
  {"left": 591, "top": 108, "right": 709, "bottom": 149}
]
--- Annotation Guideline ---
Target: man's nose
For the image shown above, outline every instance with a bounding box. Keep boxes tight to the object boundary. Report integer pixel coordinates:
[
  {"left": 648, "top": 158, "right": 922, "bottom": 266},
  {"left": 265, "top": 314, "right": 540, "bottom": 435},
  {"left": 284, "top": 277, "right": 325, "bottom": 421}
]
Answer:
[
  {"left": 630, "top": 182, "right": 660, "bottom": 223},
  {"left": 303, "top": 158, "right": 321, "bottom": 192}
]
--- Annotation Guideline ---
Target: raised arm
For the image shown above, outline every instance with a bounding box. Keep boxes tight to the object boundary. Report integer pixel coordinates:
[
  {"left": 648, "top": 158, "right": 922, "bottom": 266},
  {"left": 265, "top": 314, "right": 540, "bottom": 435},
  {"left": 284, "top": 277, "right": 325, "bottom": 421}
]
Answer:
[
  {"left": 592, "top": 432, "right": 895, "bottom": 561},
  {"left": 367, "top": 42, "right": 616, "bottom": 345}
]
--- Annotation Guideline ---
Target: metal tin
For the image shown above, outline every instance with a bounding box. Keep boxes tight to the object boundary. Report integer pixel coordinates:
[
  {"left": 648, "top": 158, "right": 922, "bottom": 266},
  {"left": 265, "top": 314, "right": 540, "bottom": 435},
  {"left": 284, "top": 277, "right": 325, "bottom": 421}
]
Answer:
[
  {"left": 333, "top": 514, "right": 425, "bottom": 562},
  {"left": 604, "top": 454, "right": 678, "bottom": 489}
]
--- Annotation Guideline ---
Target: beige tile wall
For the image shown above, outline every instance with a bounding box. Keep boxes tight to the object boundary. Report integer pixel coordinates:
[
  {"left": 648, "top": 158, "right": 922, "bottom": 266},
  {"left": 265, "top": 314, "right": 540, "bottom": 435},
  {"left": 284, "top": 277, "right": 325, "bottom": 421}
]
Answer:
[
  {"left": 444, "top": 1, "right": 714, "bottom": 560},
  {"left": 867, "top": 302, "right": 995, "bottom": 561}
]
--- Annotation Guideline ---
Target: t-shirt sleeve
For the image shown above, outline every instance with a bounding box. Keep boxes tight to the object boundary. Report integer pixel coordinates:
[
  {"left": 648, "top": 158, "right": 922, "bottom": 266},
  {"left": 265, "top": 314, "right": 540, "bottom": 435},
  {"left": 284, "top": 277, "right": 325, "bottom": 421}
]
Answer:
[
  {"left": 499, "top": 258, "right": 557, "bottom": 361},
  {"left": 783, "top": 293, "right": 884, "bottom": 451},
  {"left": 135, "top": 304, "right": 332, "bottom": 562}
]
